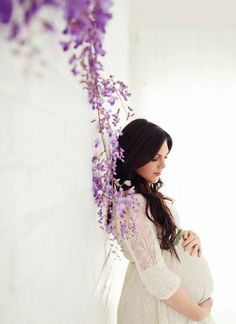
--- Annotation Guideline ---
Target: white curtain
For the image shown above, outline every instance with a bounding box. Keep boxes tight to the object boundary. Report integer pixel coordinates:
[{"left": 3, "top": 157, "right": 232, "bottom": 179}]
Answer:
[{"left": 130, "top": 30, "right": 236, "bottom": 323}]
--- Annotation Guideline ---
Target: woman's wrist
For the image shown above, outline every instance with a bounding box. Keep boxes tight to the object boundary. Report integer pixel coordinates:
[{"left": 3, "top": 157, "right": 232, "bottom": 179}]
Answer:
[
  {"left": 196, "top": 306, "right": 208, "bottom": 321},
  {"left": 164, "top": 287, "right": 211, "bottom": 321}
]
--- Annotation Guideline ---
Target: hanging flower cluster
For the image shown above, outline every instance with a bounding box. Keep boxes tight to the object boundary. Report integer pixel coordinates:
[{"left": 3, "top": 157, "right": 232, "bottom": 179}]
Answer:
[
  {"left": 0, "top": 0, "right": 138, "bottom": 238},
  {"left": 60, "top": 0, "right": 137, "bottom": 237},
  {"left": 0, "top": 0, "right": 58, "bottom": 40}
]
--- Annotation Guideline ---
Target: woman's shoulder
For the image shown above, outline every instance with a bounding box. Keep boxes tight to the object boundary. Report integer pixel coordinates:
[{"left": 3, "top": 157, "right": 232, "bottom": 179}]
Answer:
[
  {"left": 123, "top": 192, "right": 146, "bottom": 212},
  {"left": 118, "top": 191, "right": 146, "bottom": 203},
  {"left": 113, "top": 191, "right": 146, "bottom": 212},
  {"left": 132, "top": 193, "right": 146, "bottom": 203}
]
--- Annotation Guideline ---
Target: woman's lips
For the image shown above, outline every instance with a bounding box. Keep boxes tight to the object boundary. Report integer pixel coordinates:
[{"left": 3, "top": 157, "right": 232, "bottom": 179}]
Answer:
[{"left": 154, "top": 172, "right": 161, "bottom": 176}]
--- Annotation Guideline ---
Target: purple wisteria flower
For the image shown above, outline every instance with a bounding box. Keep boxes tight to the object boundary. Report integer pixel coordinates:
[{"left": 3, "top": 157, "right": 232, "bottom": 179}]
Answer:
[
  {"left": 0, "top": 0, "right": 59, "bottom": 41},
  {"left": 94, "top": 0, "right": 112, "bottom": 33},
  {"left": 62, "top": 0, "right": 137, "bottom": 237},
  {"left": 0, "top": 0, "right": 12, "bottom": 23},
  {"left": 0, "top": 0, "right": 138, "bottom": 238}
]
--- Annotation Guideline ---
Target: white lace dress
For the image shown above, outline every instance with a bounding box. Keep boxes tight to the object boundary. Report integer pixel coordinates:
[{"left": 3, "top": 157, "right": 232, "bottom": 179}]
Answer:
[{"left": 114, "top": 194, "right": 215, "bottom": 324}]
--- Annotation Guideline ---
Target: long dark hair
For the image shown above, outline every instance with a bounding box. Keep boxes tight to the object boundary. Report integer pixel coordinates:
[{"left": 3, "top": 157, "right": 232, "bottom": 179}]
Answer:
[{"left": 114, "top": 118, "right": 180, "bottom": 260}]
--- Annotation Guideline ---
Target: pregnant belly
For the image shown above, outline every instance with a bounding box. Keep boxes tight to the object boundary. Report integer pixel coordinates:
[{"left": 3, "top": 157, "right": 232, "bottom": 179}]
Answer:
[{"left": 162, "top": 238, "right": 214, "bottom": 303}]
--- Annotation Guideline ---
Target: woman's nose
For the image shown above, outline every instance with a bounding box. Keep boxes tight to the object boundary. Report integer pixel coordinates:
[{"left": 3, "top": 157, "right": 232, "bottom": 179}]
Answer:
[{"left": 160, "top": 158, "right": 166, "bottom": 169}]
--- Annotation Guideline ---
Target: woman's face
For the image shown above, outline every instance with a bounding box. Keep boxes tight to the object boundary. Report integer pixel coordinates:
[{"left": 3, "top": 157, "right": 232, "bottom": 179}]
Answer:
[{"left": 136, "top": 140, "right": 169, "bottom": 183}]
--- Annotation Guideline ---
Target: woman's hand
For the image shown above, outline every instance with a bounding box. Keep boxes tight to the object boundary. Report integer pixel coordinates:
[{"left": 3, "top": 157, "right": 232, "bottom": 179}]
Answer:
[
  {"left": 182, "top": 230, "right": 202, "bottom": 257},
  {"left": 165, "top": 287, "right": 213, "bottom": 321},
  {"left": 199, "top": 297, "right": 213, "bottom": 319}
]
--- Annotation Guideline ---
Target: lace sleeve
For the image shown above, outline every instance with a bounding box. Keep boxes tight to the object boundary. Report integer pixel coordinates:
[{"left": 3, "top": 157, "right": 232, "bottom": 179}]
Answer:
[{"left": 121, "top": 194, "right": 181, "bottom": 300}]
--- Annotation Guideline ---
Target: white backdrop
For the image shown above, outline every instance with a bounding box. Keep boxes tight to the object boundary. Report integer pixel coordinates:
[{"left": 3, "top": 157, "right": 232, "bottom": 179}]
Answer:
[
  {"left": 0, "top": 1, "right": 129, "bottom": 323},
  {"left": 130, "top": 30, "right": 236, "bottom": 323}
]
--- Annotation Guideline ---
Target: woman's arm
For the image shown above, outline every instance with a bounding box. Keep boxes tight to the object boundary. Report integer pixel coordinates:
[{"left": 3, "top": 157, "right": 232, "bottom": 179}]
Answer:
[
  {"left": 164, "top": 286, "right": 213, "bottom": 321},
  {"left": 115, "top": 194, "right": 212, "bottom": 321}
]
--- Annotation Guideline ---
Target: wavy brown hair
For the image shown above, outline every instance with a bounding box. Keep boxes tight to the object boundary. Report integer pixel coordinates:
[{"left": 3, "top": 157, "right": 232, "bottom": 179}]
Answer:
[{"left": 114, "top": 118, "right": 180, "bottom": 260}]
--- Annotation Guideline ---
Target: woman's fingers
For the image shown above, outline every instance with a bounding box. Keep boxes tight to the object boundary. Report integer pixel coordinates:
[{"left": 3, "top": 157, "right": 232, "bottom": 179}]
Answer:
[
  {"left": 190, "top": 244, "right": 199, "bottom": 257},
  {"left": 183, "top": 231, "right": 189, "bottom": 239},
  {"left": 197, "top": 246, "right": 202, "bottom": 257},
  {"left": 182, "top": 230, "right": 203, "bottom": 257},
  {"left": 182, "top": 230, "right": 200, "bottom": 247},
  {"left": 184, "top": 238, "right": 199, "bottom": 251}
]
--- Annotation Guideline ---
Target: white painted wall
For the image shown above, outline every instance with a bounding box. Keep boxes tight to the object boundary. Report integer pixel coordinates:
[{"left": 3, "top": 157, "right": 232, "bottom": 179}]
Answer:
[
  {"left": 0, "top": 1, "right": 129, "bottom": 323},
  {"left": 130, "top": 0, "right": 236, "bottom": 32}
]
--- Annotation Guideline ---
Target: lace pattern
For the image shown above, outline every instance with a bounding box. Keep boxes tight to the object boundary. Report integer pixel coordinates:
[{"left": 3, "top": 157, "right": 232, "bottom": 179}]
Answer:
[{"left": 114, "top": 193, "right": 181, "bottom": 300}]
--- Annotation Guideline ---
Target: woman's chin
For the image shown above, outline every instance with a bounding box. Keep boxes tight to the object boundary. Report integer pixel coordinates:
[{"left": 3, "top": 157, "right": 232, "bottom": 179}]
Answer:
[{"left": 151, "top": 177, "right": 160, "bottom": 183}]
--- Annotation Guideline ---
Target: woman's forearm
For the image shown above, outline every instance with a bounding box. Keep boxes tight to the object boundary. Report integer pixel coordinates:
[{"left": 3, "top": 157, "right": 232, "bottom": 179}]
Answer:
[{"left": 164, "top": 286, "right": 209, "bottom": 321}]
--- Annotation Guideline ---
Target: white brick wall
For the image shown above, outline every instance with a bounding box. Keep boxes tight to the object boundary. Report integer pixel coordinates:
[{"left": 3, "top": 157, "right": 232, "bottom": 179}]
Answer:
[{"left": 0, "top": 1, "right": 129, "bottom": 323}]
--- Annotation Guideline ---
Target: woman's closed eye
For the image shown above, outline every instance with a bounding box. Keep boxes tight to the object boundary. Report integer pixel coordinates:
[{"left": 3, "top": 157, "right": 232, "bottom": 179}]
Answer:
[{"left": 152, "top": 155, "right": 168, "bottom": 162}]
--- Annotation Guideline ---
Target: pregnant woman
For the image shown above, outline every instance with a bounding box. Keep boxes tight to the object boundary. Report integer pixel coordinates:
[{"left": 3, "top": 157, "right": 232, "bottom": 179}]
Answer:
[{"left": 112, "top": 119, "right": 215, "bottom": 324}]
